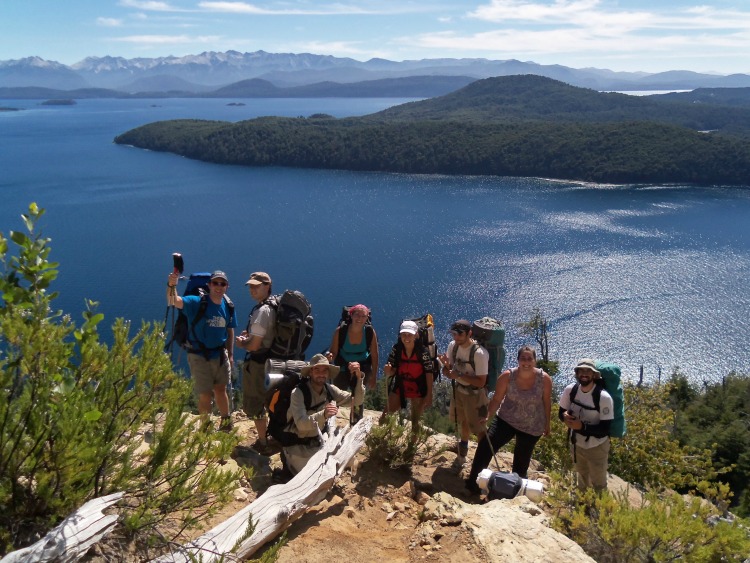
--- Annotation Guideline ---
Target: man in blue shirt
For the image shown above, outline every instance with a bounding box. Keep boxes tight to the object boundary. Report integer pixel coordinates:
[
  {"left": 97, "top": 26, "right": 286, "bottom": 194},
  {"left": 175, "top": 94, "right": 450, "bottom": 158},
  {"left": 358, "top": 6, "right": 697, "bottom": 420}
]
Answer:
[{"left": 167, "top": 270, "right": 236, "bottom": 429}]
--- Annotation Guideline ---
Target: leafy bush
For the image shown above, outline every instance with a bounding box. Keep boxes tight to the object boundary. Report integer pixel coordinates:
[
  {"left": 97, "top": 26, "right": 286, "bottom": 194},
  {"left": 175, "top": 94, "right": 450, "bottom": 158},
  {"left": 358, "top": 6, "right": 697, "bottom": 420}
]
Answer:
[
  {"left": 365, "top": 413, "right": 434, "bottom": 469},
  {"left": 548, "top": 482, "right": 750, "bottom": 562},
  {"left": 0, "top": 204, "right": 240, "bottom": 556}
]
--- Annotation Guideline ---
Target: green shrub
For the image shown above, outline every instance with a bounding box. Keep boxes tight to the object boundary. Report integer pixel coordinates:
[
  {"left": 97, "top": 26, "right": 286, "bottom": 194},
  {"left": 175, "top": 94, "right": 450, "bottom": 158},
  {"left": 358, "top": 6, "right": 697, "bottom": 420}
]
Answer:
[
  {"left": 548, "top": 482, "right": 750, "bottom": 562},
  {"left": 0, "top": 204, "right": 240, "bottom": 556},
  {"left": 365, "top": 413, "right": 434, "bottom": 469}
]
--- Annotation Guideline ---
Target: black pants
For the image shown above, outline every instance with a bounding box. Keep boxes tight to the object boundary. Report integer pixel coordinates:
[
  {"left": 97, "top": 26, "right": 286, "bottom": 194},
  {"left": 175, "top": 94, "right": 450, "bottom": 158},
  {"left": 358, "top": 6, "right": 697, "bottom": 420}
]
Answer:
[{"left": 468, "top": 416, "right": 541, "bottom": 482}]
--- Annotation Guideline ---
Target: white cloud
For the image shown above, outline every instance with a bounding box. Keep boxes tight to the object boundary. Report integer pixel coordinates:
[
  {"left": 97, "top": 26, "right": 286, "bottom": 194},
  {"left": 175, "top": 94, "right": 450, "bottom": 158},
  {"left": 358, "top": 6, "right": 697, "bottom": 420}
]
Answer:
[
  {"left": 468, "top": 0, "right": 750, "bottom": 31},
  {"left": 118, "top": 0, "right": 183, "bottom": 12},
  {"left": 197, "top": 1, "right": 431, "bottom": 15},
  {"left": 113, "top": 34, "right": 221, "bottom": 44},
  {"left": 97, "top": 17, "right": 123, "bottom": 27},
  {"left": 397, "top": 0, "right": 750, "bottom": 69}
]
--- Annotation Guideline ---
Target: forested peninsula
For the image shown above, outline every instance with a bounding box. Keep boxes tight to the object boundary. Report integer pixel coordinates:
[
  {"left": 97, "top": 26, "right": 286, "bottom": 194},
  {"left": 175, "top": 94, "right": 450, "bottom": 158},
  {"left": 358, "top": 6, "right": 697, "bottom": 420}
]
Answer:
[{"left": 114, "top": 75, "right": 750, "bottom": 185}]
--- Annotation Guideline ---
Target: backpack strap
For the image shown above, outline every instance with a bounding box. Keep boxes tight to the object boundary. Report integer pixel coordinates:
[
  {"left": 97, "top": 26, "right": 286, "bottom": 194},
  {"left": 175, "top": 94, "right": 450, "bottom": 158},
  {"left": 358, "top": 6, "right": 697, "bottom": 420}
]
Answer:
[
  {"left": 299, "top": 380, "right": 334, "bottom": 412},
  {"left": 468, "top": 342, "right": 478, "bottom": 373}
]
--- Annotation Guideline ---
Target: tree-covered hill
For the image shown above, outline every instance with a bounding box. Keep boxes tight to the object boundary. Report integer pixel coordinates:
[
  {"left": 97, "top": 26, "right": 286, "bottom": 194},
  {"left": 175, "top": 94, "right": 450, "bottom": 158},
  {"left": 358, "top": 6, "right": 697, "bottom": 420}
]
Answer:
[
  {"left": 371, "top": 75, "right": 750, "bottom": 135},
  {"left": 114, "top": 75, "right": 750, "bottom": 185}
]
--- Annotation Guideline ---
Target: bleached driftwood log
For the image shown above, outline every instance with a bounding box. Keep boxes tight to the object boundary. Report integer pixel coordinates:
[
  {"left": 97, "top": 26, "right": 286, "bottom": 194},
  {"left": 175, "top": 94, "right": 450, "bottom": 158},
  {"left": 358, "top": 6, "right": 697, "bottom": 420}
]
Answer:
[
  {"left": 154, "top": 416, "right": 372, "bottom": 562},
  {"left": 0, "top": 492, "right": 124, "bottom": 563}
]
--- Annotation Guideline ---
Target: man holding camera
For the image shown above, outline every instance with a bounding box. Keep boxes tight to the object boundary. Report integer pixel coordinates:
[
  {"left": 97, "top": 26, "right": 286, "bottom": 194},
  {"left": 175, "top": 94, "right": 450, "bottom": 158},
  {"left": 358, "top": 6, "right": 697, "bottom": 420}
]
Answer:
[
  {"left": 559, "top": 358, "right": 614, "bottom": 492},
  {"left": 235, "top": 271, "right": 275, "bottom": 451},
  {"left": 167, "top": 270, "right": 235, "bottom": 429}
]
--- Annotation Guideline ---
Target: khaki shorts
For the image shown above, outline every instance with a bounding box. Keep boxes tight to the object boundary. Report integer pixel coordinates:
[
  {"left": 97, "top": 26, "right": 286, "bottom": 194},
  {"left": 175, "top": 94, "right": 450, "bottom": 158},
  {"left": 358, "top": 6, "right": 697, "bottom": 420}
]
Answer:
[
  {"left": 242, "top": 359, "right": 267, "bottom": 419},
  {"left": 187, "top": 352, "right": 230, "bottom": 395},
  {"left": 449, "top": 385, "right": 489, "bottom": 436}
]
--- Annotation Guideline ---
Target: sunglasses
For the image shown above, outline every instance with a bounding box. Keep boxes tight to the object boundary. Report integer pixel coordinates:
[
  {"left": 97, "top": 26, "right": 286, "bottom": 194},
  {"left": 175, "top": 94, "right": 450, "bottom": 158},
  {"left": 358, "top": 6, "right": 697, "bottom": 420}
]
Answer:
[{"left": 211, "top": 281, "right": 227, "bottom": 287}]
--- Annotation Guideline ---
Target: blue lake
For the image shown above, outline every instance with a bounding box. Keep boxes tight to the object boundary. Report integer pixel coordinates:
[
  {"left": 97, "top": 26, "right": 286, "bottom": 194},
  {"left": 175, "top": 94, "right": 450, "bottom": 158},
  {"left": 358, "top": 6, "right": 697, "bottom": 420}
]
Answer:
[{"left": 1, "top": 97, "right": 749, "bottom": 384}]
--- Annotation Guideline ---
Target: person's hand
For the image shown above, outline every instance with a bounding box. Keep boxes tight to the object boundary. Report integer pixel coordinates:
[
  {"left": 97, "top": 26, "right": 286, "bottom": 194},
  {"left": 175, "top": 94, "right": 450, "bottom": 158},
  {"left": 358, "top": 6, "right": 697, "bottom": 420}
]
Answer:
[
  {"left": 543, "top": 421, "right": 551, "bottom": 436},
  {"left": 324, "top": 401, "right": 338, "bottom": 419},
  {"left": 563, "top": 412, "right": 582, "bottom": 430},
  {"left": 325, "top": 351, "right": 334, "bottom": 362},
  {"left": 235, "top": 331, "right": 249, "bottom": 348},
  {"left": 383, "top": 362, "right": 393, "bottom": 376},
  {"left": 168, "top": 272, "right": 179, "bottom": 287},
  {"left": 348, "top": 361, "right": 362, "bottom": 378}
]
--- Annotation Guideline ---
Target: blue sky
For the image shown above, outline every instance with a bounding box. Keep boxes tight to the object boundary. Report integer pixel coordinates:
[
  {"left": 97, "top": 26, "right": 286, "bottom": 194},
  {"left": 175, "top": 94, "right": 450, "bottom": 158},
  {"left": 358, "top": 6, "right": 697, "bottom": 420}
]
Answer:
[{"left": 2, "top": 0, "right": 749, "bottom": 74}]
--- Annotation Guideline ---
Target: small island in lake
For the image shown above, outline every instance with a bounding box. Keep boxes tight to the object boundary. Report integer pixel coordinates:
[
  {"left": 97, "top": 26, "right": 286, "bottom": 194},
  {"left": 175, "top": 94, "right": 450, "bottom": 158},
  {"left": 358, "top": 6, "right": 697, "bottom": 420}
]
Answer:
[
  {"left": 114, "top": 75, "right": 750, "bottom": 186},
  {"left": 41, "top": 99, "right": 76, "bottom": 105},
  {"left": 227, "top": 102, "right": 246, "bottom": 106},
  {"left": 0, "top": 106, "right": 22, "bottom": 112}
]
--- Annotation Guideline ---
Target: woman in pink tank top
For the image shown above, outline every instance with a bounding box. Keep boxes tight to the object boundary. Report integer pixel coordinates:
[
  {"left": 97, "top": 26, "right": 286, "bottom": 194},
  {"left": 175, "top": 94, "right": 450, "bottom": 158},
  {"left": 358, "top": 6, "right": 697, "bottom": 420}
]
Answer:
[{"left": 465, "top": 345, "right": 552, "bottom": 494}]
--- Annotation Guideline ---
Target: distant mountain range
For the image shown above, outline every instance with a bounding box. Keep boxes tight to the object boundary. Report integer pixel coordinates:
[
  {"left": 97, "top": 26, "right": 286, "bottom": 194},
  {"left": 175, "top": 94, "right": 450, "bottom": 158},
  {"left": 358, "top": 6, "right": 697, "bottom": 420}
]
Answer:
[{"left": 2, "top": 50, "right": 750, "bottom": 96}]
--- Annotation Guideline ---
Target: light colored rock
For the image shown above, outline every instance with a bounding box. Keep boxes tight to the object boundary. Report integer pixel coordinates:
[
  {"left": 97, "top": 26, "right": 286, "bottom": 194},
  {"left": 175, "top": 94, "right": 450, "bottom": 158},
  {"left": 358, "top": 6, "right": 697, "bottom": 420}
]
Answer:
[
  {"left": 233, "top": 488, "right": 249, "bottom": 502},
  {"left": 423, "top": 492, "right": 595, "bottom": 563},
  {"left": 415, "top": 491, "right": 431, "bottom": 505}
]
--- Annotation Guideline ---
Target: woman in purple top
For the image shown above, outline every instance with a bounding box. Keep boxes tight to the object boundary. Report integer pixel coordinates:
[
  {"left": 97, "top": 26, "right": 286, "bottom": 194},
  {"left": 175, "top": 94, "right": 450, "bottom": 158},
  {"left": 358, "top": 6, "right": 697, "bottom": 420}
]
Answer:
[{"left": 466, "top": 345, "right": 552, "bottom": 494}]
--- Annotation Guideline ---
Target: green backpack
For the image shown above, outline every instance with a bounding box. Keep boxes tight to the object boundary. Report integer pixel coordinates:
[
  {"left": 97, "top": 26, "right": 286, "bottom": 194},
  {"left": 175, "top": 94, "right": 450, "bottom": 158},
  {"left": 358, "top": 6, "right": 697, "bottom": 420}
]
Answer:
[{"left": 568, "top": 361, "right": 626, "bottom": 437}]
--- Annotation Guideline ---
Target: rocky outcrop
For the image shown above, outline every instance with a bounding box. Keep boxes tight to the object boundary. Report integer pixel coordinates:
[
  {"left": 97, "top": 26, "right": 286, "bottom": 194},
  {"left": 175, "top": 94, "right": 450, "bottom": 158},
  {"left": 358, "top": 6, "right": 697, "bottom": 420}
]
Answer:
[{"left": 422, "top": 492, "right": 595, "bottom": 562}]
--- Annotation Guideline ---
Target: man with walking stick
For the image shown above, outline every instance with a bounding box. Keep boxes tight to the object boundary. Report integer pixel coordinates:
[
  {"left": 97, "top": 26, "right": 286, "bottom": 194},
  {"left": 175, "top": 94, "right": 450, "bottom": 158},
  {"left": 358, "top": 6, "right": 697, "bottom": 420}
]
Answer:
[{"left": 439, "top": 319, "right": 490, "bottom": 463}]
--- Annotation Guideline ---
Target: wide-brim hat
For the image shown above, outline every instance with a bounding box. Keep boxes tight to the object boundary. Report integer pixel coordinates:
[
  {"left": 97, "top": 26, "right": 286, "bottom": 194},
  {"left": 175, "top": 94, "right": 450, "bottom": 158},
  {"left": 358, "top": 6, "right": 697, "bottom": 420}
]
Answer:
[
  {"left": 301, "top": 353, "right": 339, "bottom": 378},
  {"left": 574, "top": 358, "right": 601, "bottom": 377}
]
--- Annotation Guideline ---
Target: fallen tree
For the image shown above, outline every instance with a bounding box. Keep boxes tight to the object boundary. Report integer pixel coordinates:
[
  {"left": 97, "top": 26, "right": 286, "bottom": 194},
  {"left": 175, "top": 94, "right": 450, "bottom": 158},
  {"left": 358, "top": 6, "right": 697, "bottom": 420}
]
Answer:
[{"left": 154, "top": 416, "right": 373, "bottom": 562}]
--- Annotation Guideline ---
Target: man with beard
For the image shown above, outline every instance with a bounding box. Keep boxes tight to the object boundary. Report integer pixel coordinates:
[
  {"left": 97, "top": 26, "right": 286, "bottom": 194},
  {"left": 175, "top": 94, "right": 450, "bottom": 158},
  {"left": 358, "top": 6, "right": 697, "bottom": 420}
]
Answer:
[{"left": 559, "top": 358, "right": 614, "bottom": 492}]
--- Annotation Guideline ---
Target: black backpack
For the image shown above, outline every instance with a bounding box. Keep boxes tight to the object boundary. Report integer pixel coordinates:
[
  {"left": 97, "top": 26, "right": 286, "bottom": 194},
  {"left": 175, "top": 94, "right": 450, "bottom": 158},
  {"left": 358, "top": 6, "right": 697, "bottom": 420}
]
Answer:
[
  {"left": 267, "top": 366, "right": 333, "bottom": 446},
  {"left": 269, "top": 290, "right": 314, "bottom": 360},
  {"left": 334, "top": 305, "right": 374, "bottom": 367},
  {"left": 165, "top": 272, "right": 234, "bottom": 356},
  {"left": 404, "top": 313, "right": 441, "bottom": 381},
  {"left": 249, "top": 290, "right": 314, "bottom": 361}
]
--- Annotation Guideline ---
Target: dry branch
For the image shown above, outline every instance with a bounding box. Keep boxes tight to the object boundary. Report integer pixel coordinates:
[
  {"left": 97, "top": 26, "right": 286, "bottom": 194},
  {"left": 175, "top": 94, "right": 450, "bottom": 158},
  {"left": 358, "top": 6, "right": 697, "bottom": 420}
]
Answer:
[{"left": 1, "top": 493, "right": 124, "bottom": 563}]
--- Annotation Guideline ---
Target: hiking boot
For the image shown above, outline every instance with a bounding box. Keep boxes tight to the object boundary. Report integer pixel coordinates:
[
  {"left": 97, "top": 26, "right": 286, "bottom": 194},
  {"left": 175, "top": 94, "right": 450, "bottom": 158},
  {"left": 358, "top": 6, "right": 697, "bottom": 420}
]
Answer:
[
  {"left": 251, "top": 439, "right": 276, "bottom": 456},
  {"left": 464, "top": 477, "right": 481, "bottom": 496},
  {"left": 458, "top": 442, "right": 469, "bottom": 458},
  {"left": 218, "top": 416, "right": 233, "bottom": 432},
  {"left": 271, "top": 467, "right": 293, "bottom": 484}
]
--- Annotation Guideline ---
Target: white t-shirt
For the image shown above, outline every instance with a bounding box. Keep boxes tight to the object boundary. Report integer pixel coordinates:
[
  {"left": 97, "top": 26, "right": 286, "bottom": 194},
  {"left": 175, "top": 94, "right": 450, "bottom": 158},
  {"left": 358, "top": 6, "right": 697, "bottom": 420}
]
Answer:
[
  {"left": 559, "top": 382, "right": 614, "bottom": 449},
  {"left": 446, "top": 340, "right": 489, "bottom": 387}
]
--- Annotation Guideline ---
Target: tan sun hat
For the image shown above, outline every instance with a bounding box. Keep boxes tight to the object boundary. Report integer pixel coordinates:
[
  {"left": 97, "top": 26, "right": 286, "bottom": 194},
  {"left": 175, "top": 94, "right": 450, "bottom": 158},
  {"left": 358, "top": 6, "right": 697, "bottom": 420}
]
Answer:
[
  {"left": 574, "top": 358, "right": 601, "bottom": 377},
  {"left": 301, "top": 353, "right": 339, "bottom": 378}
]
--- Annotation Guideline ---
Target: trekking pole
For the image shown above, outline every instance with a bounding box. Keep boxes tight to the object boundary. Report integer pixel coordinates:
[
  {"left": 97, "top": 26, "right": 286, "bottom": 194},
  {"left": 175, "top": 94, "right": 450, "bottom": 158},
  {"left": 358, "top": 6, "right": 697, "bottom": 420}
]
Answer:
[
  {"left": 165, "top": 253, "right": 183, "bottom": 359},
  {"left": 450, "top": 376, "right": 464, "bottom": 461},
  {"left": 484, "top": 419, "right": 501, "bottom": 471}
]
